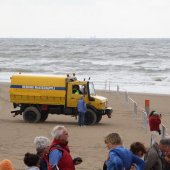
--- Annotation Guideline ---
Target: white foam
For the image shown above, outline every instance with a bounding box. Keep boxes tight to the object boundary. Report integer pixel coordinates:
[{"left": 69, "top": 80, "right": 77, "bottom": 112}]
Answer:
[{"left": 1, "top": 72, "right": 170, "bottom": 94}]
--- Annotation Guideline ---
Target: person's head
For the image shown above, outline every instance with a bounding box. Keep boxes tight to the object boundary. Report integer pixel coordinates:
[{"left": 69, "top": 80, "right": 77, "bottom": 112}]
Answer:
[
  {"left": 150, "top": 110, "right": 160, "bottom": 117},
  {"left": 51, "top": 125, "right": 68, "bottom": 145},
  {"left": 24, "top": 153, "right": 40, "bottom": 167},
  {"left": 104, "top": 133, "right": 122, "bottom": 150},
  {"left": 130, "top": 142, "right": 147, "bottom": 158},
  {"left": 150, "top": 110, "right": 155, "bottom": 116},
  {"left": 34, "top": 136, "right": 50, "bottom": 156},
  {"left": 0, "top": 159, "right": 14, "bottom": 170},
  {"left": 80, "top": 95, "right": 84, "bottom": 100},
  {"left": 73, "top": 85, "right": 79, "bottom": 90},
  {"left": 159, "top": 138, "right": 170, "bottom": 153}
]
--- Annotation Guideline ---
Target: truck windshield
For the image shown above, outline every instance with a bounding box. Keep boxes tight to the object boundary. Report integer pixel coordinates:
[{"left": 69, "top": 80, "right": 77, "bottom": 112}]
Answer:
[{"left": 89, "top": 82, "right": 96, "bottom": 96}]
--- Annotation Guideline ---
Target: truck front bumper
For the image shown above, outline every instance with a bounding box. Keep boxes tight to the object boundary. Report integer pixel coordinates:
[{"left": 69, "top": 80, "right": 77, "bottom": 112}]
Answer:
[{"left": 105, "top": 107, "right": 113, "bottom": 118}]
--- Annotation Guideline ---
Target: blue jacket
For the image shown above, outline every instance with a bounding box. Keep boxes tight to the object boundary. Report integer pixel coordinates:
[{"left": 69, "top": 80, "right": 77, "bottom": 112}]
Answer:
[
  {"left": 106, "top": 146, "right": 144, "bottom": 170},
  {"left": 77, "top": 99, "right": 87, "bottom": 113}
]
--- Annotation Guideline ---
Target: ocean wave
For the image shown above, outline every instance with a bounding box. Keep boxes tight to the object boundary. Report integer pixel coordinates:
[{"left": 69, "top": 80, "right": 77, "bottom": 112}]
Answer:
[
  {"left": 0, "top": 68, "right": 35, "bottom": 73},
  {"left": 1, "top": 38, "right": 170, "bottom": 94},
  {"left": 134, "top": 61, "right": 147, "bottom": 65},
  {"left": 130, "top": 66, "right": 170, "bottom": 73},
  {"left": 0, "top": 67, "right": 51, "bottom": 73},
  {"left": 151, "top": 76, "right": 168, "bottom": 82}
]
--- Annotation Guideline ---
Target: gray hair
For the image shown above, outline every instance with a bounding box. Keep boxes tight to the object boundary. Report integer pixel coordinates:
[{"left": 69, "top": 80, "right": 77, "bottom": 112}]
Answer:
[
  {"left": 51, "top": 125, "right": 67, "bottom": 139},
  {"left": 34, "top": 136, "right": 50, "bottom": 151}
]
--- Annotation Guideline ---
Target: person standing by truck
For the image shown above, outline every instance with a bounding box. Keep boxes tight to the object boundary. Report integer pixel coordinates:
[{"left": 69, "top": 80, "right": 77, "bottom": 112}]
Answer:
[{"left": 77, "top": 96, "right": 87, "bottom": 127}]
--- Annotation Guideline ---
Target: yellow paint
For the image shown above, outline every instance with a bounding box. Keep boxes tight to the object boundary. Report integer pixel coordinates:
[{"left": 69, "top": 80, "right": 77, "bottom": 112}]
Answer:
[{"left": 10, "top": 73, "right": 108, "bottom": 110}]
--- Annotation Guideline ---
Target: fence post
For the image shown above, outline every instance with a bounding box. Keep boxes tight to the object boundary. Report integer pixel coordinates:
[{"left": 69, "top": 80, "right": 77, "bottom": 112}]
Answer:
[
  {"left": 105, "top": 80, "right": 107, "bottom": 91},
  {"left": 109, "top": 81, "right": 110, "bottom": 92},
  {"left": 161, "top": 124, "right": 169, "bottom": 139},
  {"left": 134, "top": 102, "right": 137, "bottom": 117},
  {"left": 162, "top": 125, "right": 165, "bottom": 139},
  {"left": 117, "top": 85, "right": 119, "bottom": 94},
  {"left": 143, "top": 111, "right": 148, "bottom": 133},
  {"left": 145, "top": 99, "right": 150, "bottom": 115},
  {"left": 125, "top": 91, "right": 128, "bottom": 103}
]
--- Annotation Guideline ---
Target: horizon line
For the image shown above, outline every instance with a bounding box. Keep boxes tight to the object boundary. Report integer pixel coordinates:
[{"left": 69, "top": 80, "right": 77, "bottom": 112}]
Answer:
[{"left": 0, "top": 37, "right": 170, "bottom": 39}]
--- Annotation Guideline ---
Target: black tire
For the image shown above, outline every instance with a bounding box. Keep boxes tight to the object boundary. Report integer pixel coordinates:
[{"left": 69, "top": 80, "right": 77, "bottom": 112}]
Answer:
[
  {"left": 85, "top": 109, "right": 97, "bottom": 125},
  {"left": 96, "top": 114, "right": 102, "bottom": 123},
  {"left": 40, "top": 112, "right": 48, "bottom": 122},
  {"left": 23, "top": 106, "right": 41, "bottom": 123}
]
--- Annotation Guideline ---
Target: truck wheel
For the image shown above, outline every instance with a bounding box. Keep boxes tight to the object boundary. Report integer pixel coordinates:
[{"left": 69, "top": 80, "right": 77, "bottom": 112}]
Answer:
[
  {"left": 96, "top": 115, "right": 102, "bottom": 123},
  {"left": 23, "top": 106, "right": 41, "bottom": 123},
  {"left": 40, "top": 112, "right": 48, "bottom": 122},
  {"left": 85, "top": 109, "right": 97, "bottom": 125}
]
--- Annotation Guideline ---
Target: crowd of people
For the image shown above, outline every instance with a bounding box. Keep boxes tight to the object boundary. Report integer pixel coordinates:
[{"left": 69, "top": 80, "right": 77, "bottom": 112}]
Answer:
[
  {"left": 24, "top": 125, "right": 82, "bottom": 170},
  {"left": 103, "top": 133, "right": 170, "bottom": 170},
  {"left": 0, "top": 110, "right": 170, "bottom": 170}
]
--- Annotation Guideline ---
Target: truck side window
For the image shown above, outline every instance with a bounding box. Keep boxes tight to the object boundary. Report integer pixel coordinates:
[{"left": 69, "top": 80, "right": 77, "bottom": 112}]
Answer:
[
  {"left": 72, "top": 85, "right": 82, "bottom": 94},
  {"left": 79, "top": 85, "right": 87, "bottom": 94}
]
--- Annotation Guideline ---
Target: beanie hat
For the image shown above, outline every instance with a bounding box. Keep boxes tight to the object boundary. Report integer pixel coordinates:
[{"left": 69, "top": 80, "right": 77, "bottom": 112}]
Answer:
[{"left": 0, "top": 159, "right": 14, "bottom": 170}]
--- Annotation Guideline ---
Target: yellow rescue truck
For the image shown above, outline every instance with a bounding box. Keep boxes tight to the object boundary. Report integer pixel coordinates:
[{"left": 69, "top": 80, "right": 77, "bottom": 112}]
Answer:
[{"left": 9, "top": 73, "right": 112, "bottom": 125}]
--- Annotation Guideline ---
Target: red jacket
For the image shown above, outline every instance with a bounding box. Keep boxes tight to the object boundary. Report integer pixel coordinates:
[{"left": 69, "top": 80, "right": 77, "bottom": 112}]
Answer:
[
  {"left": 149, "top": 115, "right": 161, "bottom": 132},
  {"left": 49, "top": 139, "right": 75, "bottom": 170}
]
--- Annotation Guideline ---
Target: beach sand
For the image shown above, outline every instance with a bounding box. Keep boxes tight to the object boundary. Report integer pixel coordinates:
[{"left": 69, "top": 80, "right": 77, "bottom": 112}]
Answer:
[{"left": 0, "top": 82, "right": 170, "bottom": 169}]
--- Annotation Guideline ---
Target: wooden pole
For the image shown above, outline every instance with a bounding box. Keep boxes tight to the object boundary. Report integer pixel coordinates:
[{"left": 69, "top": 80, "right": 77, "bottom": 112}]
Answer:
[{"left": 145, "top": 99, "right": 150, "bottom": 115}]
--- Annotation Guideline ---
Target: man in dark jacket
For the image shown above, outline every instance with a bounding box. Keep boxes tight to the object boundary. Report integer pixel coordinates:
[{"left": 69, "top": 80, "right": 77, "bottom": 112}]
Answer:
[{"left": 144, "top": 138, "right": 170, "bottom": 170}]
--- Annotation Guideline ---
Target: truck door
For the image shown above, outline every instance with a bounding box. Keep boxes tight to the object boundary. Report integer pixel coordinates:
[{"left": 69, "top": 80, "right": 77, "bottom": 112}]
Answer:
[{"left": 67, "top": 83, "right": 86, "bottom": 107}]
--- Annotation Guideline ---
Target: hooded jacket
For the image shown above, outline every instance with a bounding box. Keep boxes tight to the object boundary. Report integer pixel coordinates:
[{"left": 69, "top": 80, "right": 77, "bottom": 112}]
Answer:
[{"left": 106, "top": 146, "right": 144, "bottom": 170}]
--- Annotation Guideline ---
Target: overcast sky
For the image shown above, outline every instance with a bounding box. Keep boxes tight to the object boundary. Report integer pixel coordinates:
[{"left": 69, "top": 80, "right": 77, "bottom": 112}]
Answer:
[{"left": 0, "top": 0, "right": 170, "bottom": 38}]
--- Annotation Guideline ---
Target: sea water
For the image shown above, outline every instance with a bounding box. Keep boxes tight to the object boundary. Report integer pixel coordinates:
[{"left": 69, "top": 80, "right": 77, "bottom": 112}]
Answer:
[{"left": 0, "top": 38, "right": 170, "bottom": 94}]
